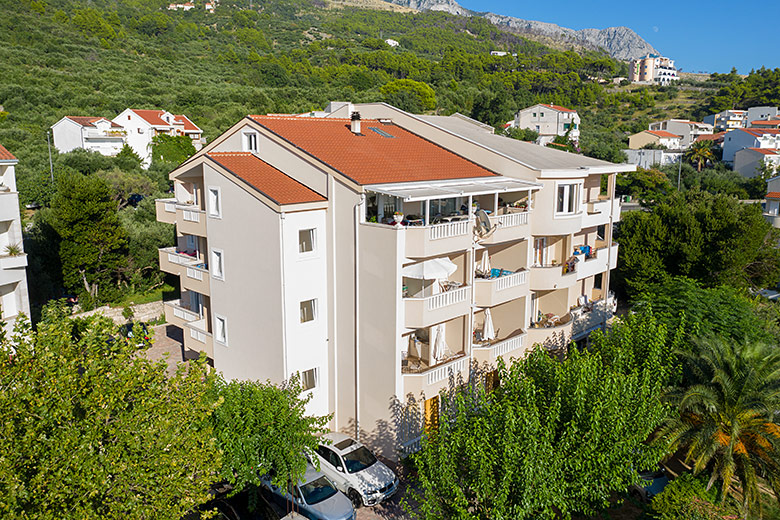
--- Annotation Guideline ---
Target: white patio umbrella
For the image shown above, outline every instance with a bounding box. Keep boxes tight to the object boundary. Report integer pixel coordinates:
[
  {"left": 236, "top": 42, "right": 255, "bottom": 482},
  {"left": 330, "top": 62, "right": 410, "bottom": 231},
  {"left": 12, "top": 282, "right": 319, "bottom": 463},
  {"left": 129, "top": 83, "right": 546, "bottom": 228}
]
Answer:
[
  {"left": 431, "top": 323, "right": 449, "bottom": 364},
  {"left": 479, "top": 249, "right": 491, "bottom": 274},
  {"left": 402, "top": 257, "right": 457, "bottom": 280},
  {"left": 482, "top": 308, "right": 496, "bottom": 341}
]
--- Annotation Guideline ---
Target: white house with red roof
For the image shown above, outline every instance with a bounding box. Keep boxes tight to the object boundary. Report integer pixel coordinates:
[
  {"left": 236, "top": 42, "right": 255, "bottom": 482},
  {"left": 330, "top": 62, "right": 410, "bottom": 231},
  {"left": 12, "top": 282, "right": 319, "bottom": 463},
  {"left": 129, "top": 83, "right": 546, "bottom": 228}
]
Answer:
[
  {"left": 649, "top": 119, "right": 714, "bottom": 149},
  {"left": 723, "top": 127, "right": 780, "bottom": 164},
  {"left": 627, "top": 129, "right": 682, "bottom": 150},
  {"left": 113, "top": 109, "right": 204, "bottom": 168},
  {"left": 734, "top": 148, "right": 780, "bottom": 178},
  {"left": 514, "top": 103, "right": 581, "bottom": 145},
  {"left": 51, "top": 116, "right": 126, "bottom": 156}
]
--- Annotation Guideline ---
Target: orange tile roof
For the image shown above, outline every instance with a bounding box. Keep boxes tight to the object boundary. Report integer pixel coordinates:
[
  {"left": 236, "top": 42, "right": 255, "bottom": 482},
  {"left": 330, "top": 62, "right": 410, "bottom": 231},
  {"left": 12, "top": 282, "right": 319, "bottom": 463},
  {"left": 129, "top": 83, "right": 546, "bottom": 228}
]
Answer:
[
  {"left": 131, "top": 109, "right": 201, "bottom": 132},
  {"left": 206, "top": 152, "right": 325, "bottom": 205},
  {"left": 539, "top": 103, "right": 576, "bottom": 113},
  {"left": 248, "top": 116, "right": 498, "bottom": 185},
  {"left": 66, "top": 116, "right": 123, "bottom": 128},
  {"left": 751, "top": 120, "right": 780, "bottom": 126},
  {"left": 695, "top": 132, "right": 725, "bottom": 142},
  {"left": 0, "top": 144, "right": 15, "bottom": 161},
  {"left": 741, "top": 128, "right": 780, "bottom": 137},
  {"left": 766, "top": 192, "right": 780, "bottom": 199},
  {"left": 746, "top": 148, "right": 779, "bottom": 156},
  {"left": 647, "top": 130, "right": 681, "bottom": 138},
  {"left": 174, "top": 114, "right": 201, "bottom": 133}
]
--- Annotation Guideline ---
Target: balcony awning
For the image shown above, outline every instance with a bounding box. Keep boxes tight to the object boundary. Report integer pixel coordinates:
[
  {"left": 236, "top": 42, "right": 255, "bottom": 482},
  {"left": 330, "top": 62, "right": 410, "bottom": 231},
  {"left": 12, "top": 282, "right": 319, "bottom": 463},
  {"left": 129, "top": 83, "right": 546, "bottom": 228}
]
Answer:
[{"left": 364, "top": 177, "right": 541, "bottom": 202}]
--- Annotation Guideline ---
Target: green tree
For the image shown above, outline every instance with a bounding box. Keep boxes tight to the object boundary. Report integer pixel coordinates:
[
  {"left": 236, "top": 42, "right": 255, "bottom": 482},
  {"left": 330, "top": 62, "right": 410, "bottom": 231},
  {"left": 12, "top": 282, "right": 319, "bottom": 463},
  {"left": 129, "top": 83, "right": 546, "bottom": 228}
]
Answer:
[
  {"left": 504, "top": 127, "right": 539, "bottom": 142},
  {"left": 50, "top": 174, "right": 128, "bottom": 304},
  {"left": 0, "top": 315, "right": 221, "bottom": 519},
  {"left": 405, "top": 309, "right": 679, "bottom": 519},
  {"left": 151, "top": 134, "right": 197, "bottom": 165},
  {"left": 380, "top": 79, "right": 437, "bottom": 111},
  {"left": 114, "top": 144, "right": 143, "bottom": 171},
  {"left": 118, "top": 197, "right": 175, "bottom": 293},
  {"left": 211, "top": 375, "right": 330, "bottom": 491},
  {"left": 95, "top": 168, "right": 155, "bottom": 210},
  {"left": 656, "top": 338, "right": 780, "bottom": 517},
  {"left": 686, "top": 140, "right": 716, "bottom": 172}
]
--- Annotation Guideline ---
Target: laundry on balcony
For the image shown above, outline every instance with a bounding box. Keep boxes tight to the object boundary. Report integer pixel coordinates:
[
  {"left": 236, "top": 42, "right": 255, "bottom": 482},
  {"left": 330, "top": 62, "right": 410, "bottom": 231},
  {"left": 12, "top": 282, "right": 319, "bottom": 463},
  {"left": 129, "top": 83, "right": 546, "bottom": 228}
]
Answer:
[{"left": 573, "top": 244, "right": 592, "bottom": 259}]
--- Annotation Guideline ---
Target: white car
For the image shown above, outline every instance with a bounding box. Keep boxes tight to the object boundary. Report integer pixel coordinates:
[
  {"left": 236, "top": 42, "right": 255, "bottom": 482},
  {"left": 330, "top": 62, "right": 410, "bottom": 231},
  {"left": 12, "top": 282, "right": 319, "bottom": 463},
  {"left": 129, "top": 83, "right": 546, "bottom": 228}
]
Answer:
[{"left": 312, "top": 432, "right": 399, "bottom": 508}]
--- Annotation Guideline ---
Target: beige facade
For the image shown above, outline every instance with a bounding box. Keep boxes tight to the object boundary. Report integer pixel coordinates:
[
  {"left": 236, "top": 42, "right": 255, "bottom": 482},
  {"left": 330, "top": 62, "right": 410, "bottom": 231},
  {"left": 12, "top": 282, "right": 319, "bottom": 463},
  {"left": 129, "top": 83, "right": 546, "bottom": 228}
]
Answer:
[{"left": 156, "top": 103, "right": 632, "bottom": 460}]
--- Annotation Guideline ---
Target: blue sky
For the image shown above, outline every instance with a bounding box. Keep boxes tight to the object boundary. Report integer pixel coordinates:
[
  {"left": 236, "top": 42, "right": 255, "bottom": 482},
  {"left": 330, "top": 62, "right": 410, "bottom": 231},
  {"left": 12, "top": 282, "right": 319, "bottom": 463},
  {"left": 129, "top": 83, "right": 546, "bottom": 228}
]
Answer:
[{"left": 457, "top": 0, "right": 778, "bottom": 74}]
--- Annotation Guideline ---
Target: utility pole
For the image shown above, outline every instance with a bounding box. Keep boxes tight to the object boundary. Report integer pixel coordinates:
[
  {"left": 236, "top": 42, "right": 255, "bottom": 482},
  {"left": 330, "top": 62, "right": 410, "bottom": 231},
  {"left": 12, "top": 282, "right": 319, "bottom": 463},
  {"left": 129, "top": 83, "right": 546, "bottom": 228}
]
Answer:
[
  {"left": 46, "top": 129, "right": 54, "bottom": 183},
  {"left": 677, "top": 151, "right": 683, "bottom": 191}
]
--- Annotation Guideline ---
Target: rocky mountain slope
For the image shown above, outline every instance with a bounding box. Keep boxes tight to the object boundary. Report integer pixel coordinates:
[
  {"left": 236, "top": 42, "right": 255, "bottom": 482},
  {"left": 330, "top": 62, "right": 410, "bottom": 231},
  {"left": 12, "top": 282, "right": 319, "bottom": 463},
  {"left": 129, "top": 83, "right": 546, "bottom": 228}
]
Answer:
[{"left": 385, "top": 0, "right": 659, "bottom": 60}]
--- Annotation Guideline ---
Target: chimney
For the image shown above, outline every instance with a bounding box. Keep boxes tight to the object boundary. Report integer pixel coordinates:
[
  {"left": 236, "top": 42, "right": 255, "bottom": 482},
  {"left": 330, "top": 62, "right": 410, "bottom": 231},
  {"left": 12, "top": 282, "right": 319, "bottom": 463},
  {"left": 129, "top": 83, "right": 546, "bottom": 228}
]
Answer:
[{"left": 351, "top": 112, "right": 361, "bottom": 135}]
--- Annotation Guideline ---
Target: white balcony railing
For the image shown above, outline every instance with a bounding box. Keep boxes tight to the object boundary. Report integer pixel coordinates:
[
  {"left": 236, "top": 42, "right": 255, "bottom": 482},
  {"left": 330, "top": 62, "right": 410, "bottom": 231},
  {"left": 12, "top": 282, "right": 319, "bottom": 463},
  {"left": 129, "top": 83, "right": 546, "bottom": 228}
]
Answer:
[
  {"left": 174, "top": 305, "right": 199, "bottom": 322},
  {"left": 426, "top": 286, "right": 469, "bottom": 311},
  {"left": 491, "top": 211, "right": 528, "bottom": 228},
  {"left": 186, "top": 266, "right": 205, "bottom": 281},
  {"left": 182, "top": 209, "right": 201, "bottom": 222},
  {"left": 426, "top": 356, "right": 467, "bottom": 385},
  {"left": 493, "top": 333, "right": 526, "bottom": 358},
  {"left": 494, "top": 270, "right": 527, "bottom": 291},
  {"left": 428, "top": 220, "right": 469, "bottom": 240},
  {"left": 164, "top": 201, "right": 176, "bottom": 213}
]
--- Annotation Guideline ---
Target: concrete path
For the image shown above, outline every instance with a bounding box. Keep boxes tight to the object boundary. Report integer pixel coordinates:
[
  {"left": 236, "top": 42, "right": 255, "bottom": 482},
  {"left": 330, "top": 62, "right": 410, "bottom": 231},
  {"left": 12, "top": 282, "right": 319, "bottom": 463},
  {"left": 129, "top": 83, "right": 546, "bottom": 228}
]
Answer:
[{"left": 144, "top": 324, "right": 186, "bottom": 376}]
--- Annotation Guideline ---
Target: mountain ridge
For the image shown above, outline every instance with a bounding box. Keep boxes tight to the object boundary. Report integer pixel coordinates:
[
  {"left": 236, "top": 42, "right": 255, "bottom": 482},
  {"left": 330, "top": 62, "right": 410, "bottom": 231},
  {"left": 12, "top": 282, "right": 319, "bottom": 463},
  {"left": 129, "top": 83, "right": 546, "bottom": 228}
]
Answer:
[{"left": 384, "top": 0, "right": 659, "bottom": 60}]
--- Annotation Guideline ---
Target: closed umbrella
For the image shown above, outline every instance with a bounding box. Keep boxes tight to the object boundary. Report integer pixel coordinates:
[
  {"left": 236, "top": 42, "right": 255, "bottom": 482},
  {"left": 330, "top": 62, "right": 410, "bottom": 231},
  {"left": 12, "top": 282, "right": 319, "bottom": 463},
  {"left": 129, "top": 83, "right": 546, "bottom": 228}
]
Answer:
[
  {"left": 402, "top": 257, "right": 457, "bottom": 280},
  {"left": 432, "top": 323, "right": 449, "bottom": 364},
  {"left": 483, "top": 308, "right": 496, "bottom": 341},
  {"left": 479, "top": 249, "right": 491, "bottom": 275}
]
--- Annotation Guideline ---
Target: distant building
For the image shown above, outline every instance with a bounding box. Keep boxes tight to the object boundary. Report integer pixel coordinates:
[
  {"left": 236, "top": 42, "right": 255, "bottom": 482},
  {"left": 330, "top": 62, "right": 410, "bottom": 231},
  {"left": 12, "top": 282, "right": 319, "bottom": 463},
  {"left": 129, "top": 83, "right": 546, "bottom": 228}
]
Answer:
[
  {"left": 51, "top": 116, "right": 126, "bottom": 156},
  {"left": 648, "top": 119, "right": 713, "bottom": 148},
  {"left": 623, "top": 149, "right": 683, "bottom": 169},
  {"left": 723, "top": 128, "right": 780, "bottom": 164},
  {"left": 113, "top": 109, "right": 204, "bottom": 168},
  {"left": 490, "top": 51, "right": 517, "bottom": 57},
  {"left": 514, "top": 103, "right": 580, "bottom": 145},
  {"left": 746, "top": 106, "right": 779, "bottom": 125},
  {"left": 385, "top": 39, "right": 399, "bottom": 48},
  {"left": 734, "top": 148, "right": 780, "bottom": 178},
  {"left": 749, "top": 119, "right": 780, "bottom": 130},
  {"left": 629, "top": 54, "right": 679, "bottom": 86},
  {"left": 627, "top": 130, "right": 681, "bottom": 150},
  {"left": 167, "top": 2, "right": 195, "bottom": 10},
  {"left": 694, "top": 132, "right": 726, "bottom": 148},
  {"left": 703, "top": 109, "right": 747, "bottom": 131},
  {"left": 765, "top": 176, "right": 780, "bottom": 228},
  {"left": 0, "top": 144, "right": 30, "bottom": 332}
]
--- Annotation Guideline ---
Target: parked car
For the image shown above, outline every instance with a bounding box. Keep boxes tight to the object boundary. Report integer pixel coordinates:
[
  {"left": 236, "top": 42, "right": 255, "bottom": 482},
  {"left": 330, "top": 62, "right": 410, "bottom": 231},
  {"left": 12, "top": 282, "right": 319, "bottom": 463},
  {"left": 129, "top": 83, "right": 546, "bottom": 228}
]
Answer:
[
  {"left": 260, "top": 463, "right": 354, "bottom": 520},
  {"left": 630, "top": 466, "right": 670, "bottom": 501},
  {"left": 312, "top": 432, "right": 398, "bottom": 508}
]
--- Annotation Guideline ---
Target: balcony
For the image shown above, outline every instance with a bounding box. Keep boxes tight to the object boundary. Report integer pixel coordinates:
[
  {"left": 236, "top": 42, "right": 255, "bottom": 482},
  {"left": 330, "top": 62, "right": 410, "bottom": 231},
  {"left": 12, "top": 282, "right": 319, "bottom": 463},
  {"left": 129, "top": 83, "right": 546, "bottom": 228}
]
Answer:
[
  {"left": 181, "top": 264, "right": 210, "bottom": 296},
  {"left": 156, "top": 198, "right": 177, "bottom": 224},
  {"left": 570, "top": 298, "right": 615, "bottom": 339},
  {"left": 183, "top": 318, "right": 213, "bottom": 358},
  {"left": 158, "top": 247, "right": 199, "bottom": 275},
  {"left": 529, "top": 263, "right": 578, "bottom": 291},
  {"left": 472, "top": 332, "right": 527, "bottom": 366},
  {"left": 405, "top": 220, "right": 471, "bottom": 259},
  {"left": 481, "top": 210, "right": 530, "bottom": 244},
  {"left": 164, "top": 299, "right": 201, "bottom": 330},
  {"left": 581, "top": 198, "right": 621, "bottom": 228},
  {"left": 0, "top": 253, "right": 27, "bottom": 270},
  {"left": 574, "top": 242, "right": 619, "bottom": 280},
  {"left": 158, "top": 247, "right": 211, "bottom": 296},
  {"left": 474, "top": 269, "right": 528, "bottom": 307},
  {"left": 154, "top": 199, "right": 207, "bottom": 236},
  {"left": 402, "top": 353, "right": 468, "bottom": 398},
  {"left": 527, "top": 312, "right": 573, "bottom": 349},
  {"left": 404, "top": 285, "right": 471, "bottom": 329}
]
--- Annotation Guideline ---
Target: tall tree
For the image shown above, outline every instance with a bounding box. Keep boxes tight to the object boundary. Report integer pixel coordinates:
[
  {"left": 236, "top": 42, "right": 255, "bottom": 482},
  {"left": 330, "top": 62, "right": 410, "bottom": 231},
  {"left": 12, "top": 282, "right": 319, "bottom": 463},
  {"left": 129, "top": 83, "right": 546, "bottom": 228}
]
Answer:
[
  {"left": 405, "top": 309, "right": 680, "bottom": 519},
  {"left": 656, "top": 338, "right": 780, "bottom": 518},
  {"left": 686, "top": 140, "right": 716, "bottom": 172},
  {"left": 0, "top": 315, "right": 222, "bottom": 519},
  {"left": 50, "top": 174, "right": 128, "bottom": 304}
]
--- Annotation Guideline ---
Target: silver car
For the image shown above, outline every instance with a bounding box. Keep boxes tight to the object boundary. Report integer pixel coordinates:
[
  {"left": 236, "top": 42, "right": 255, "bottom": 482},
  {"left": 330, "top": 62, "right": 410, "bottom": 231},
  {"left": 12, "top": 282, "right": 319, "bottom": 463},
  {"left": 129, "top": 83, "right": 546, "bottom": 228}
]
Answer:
[
  {"left": 260, "top": 463, "right": 355, "bottom": 520},
  {"left": 312, "top": 432, "right": 399, "bottom": 508}
]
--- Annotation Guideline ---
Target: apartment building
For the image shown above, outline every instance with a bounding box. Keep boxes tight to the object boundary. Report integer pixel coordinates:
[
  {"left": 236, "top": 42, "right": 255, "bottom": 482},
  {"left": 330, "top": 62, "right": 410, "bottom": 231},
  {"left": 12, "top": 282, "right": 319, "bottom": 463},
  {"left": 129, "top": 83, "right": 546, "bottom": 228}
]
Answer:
[
  {"left": 703, "top": 109, "right": 747, "bottom": 132},
  {"left": 723, "top": 128, "right": 780, "bottom": 164},
  {"left": 649, "top": 119, "right": 714, "bottom": 149},
  {"left": 747, "top": 106, "right": 779, "bottom": 126},
  {"left": 764, "top": 175, "right": 780, "bottom": 228},
  {"left": 514, "top": 104, "right": 581, "bottom": 145},
  {"left": 0, "top": 145, "right": 30, "bottom": 331},
  {"left": 734, "top": 148, "right": 780, "bottom": 178},
  {"left": 51, "top": 116, "right": 126, "bottom": 156},
  {"left": 627, "top": 130, "right": 682, "bottom": 150},
  {"left": 155, "top": 103, "right": 631, "bottom": 459},
  {"left": 629, "top": 54, "right": 679, "bottom": 85},
  {"left": 114, "top": 109, "right": 204, "bottom": 168}
]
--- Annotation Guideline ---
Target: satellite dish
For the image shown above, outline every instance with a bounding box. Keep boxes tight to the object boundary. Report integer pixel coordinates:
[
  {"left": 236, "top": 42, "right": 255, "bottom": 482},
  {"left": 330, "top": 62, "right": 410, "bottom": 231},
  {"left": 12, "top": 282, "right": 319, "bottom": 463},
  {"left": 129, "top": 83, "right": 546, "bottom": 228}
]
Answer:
[{"left": 476, "top": 210, "right": 492, "bottom": 234}]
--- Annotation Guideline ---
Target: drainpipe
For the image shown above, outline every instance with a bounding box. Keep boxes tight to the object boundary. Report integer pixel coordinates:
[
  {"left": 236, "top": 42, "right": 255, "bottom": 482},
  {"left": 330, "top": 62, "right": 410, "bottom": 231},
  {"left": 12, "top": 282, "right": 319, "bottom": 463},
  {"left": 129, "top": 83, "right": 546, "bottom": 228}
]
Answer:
[
  {"left": 279, "top": 212, "right": 289, "bottom": 377},
  {"left": 603, "top": 173, "right": 616, "bottom": 330},
  {"left": 353, "top": 193, "right": 366, "bottom": 441}
]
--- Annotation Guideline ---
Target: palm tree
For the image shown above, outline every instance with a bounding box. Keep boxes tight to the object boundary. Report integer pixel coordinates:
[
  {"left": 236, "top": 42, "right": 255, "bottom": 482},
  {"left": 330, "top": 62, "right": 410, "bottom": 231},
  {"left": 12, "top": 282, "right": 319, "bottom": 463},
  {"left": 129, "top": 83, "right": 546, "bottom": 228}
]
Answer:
[
  {"left": 656, "top": 338, "right": 780, "bottom": 518},
  {"left": 686, "top": 140, "right": 716, "bottom": 172}
]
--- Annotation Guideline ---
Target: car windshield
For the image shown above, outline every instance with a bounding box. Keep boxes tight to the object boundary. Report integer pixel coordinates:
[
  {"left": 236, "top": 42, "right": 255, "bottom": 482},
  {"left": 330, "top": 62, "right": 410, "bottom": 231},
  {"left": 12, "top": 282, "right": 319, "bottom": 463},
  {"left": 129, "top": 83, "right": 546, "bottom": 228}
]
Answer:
[
  {"left": 300, "top": 476, "right": 338, "bottom": 505},
  {"left": 343, "top": 446, "right": 377, "bottom": 474}
]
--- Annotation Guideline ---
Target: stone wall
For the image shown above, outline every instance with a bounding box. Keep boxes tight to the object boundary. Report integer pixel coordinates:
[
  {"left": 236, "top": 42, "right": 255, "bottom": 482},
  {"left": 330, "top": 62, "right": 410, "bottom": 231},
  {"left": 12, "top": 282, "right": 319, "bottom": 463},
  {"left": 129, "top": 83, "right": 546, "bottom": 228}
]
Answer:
[{"left": 72, "top": 300, "right": 165, "bottom": 325}]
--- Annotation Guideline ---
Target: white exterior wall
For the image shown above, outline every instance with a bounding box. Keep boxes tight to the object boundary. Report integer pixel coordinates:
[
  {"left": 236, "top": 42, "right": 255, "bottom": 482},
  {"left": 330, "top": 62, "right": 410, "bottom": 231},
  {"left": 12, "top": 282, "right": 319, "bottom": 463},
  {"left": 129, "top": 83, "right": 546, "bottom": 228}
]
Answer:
[
  {"left": 113, "top": 109, "right": 155, "bottom": 167},
  {"left": 515, "top": 105, "right": 580, "bottom": 141},
  {"left": 723, "top": 130, "right": 763, "bottom": 163},
  {"left": 51, "top": 118, "right": 85, "bottom": 154},
  {"left": 52, "top": 118, "right": 125, "bottom": 156},
  {"left": 623, "top": 149, "right": 682, "bottom": 169},
  {"left": 734, "top": 149, "right": 780, "bottom": 178},
  {"left": 0, "top": 159, "right": 30, "bottom": 331}
]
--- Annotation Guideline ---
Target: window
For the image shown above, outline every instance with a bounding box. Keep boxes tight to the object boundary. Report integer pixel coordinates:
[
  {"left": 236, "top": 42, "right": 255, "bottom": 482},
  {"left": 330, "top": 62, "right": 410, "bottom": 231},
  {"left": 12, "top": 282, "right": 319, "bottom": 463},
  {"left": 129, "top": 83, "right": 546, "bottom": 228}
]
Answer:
[
  {"left": 215, "top": 315, "right": 228, "bottom": 345},
  {"left": 301, "top": 368, "right": 318, "bottom": 390},
  {"left": 211, "top": 249, "right": 224, "bottom": 280},
  {"left": 300, "top": 299, "right": 317, "bottom": 323},
  {"left": 556, "top": 183, "right": 580, "bottom": 214},
  {"left": 244, "top": 132, "right": 258, "bottom": 152},
  {"left": 564, "top": 123, "right": 570, "bottom": 130},
  {"left": 208, "top": 187, "right": 221, "bottom": 218},
  {"left": 532, "top": 112, "right": 536, "bottom": 117},
  {"left": 540, "top": 112, "right": 545, "bottom": 118},
  {"left": 299, "top": 228, "right": 315, "bottom": 253}
]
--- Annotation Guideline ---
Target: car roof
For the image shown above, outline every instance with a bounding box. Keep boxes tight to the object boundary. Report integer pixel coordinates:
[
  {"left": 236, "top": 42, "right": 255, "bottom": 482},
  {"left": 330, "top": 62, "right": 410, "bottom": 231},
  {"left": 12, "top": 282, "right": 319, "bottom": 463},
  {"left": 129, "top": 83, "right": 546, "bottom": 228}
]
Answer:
[
  {"left": 320, "top": 432, "right": 362, "bottom": 455},
  {"left": 301, "top": 461, "right": 327, "bottom": 485}
]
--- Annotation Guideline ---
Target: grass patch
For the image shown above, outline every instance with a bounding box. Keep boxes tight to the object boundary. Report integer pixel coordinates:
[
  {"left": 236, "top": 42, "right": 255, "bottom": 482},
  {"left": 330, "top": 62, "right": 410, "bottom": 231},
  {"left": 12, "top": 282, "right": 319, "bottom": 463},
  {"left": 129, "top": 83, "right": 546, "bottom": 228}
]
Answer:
[{"left": 110, "top": 284, "right": 173, "bottom": 308}]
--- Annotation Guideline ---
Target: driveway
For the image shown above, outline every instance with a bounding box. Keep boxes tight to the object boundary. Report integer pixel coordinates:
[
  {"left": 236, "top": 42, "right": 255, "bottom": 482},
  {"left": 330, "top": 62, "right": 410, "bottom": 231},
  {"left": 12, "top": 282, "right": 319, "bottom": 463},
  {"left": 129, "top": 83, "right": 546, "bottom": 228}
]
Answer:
[{"left": 144, "top": 324, "right": 186, "bottom": 376}]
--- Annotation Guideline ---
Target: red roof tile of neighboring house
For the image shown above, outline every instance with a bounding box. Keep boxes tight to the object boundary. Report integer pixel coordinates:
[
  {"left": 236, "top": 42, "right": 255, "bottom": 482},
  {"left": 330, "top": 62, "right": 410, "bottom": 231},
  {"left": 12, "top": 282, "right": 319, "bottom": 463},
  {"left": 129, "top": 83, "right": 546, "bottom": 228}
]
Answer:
[
  {"left": 747, "top": 148, "right": 779, "bottom": 155},
  {"left": 647, "top": 130, "right": 681, "bottom": 138},
  {"left": 695, "top": 132, "right": 725, "bottom": 142},
  {"left": 206, "top": 152, "right": 325, "bottom": 205},
  {"left": 751, "top": 120, "right": 780, "bottom": 126},
  {"left": 173, "top": 115, "right": 201, "bottom": 133},
  {"left": 130, "top": 110, "right": 201, "bottom": 132},
  {"left": 538, "top": 104, "right": 576, "bottom": 113},
  {"left": 248, "top": 116, "right": 497, "bottom": 185},
  {"left": 66, "top": 116, "right": 123, "bottom": 129},
  {"left": 0, "top": 144, "right": 16, "bottom": 161},
  {"left": 740, "top": 128, "right": 780, "bottom": 137},
  {"left": 766, "top": 192, "right": 780, "bottom": 199}
]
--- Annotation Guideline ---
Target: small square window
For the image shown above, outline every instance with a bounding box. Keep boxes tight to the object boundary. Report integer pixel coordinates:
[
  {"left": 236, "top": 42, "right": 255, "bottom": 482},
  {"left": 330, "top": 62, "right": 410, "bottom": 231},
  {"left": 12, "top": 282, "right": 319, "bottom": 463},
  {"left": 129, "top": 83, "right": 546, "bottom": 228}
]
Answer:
[
  {"left": 208, "top": 187, "right": 221, "bottom": 218},
  {"left": 300, "top": 299, "right": 316, "bottom": 323},
  {"left": 299, "top": 229, "right": 315, "bottom": 253},
  {"left": 244, "top": 132, "right": 258, "bottom": 152},
  {"left": 215, "top": 315, "right": 228, "bottom": 345},
  {"left": 301, "top": 368, "right": 318, "bottom": 391},
  {"left": 211, "top": 249, "right": 224, "bottom": 280},
  {"left": 532, "top": 112, "right": 536, "bottom": 117}
]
